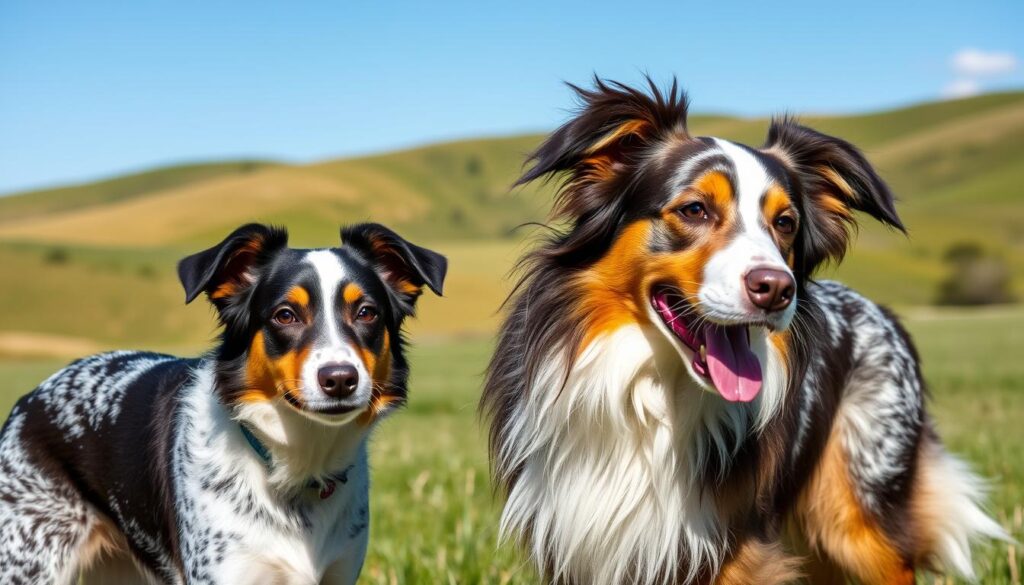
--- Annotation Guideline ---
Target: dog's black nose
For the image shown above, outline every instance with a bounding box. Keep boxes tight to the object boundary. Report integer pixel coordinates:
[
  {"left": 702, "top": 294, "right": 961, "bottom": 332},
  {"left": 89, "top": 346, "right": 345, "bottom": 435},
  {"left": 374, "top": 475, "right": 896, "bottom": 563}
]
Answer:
[
  {"left": 745, "top": 268, "right": 795, "bottom": 312},
  {"left": 318, "top": 364, "right": 359, "bottom": 397}
]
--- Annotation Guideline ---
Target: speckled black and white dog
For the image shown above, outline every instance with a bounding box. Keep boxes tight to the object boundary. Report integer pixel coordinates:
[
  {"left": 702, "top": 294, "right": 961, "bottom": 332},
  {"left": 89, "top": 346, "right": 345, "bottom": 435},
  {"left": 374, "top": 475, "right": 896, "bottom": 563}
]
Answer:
[{"left": 0, "top": 222, "right": 446, "bottom": 584}]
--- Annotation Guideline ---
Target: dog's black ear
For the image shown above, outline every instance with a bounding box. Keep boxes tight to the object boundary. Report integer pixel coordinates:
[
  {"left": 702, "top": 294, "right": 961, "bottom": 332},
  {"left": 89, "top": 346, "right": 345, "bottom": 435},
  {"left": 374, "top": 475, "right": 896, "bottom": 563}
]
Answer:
[
  {"left": 518, "top": 76, "right": 689, "bottom": 222},
  {"left": 341, "top": 223, "right": 447, "bottom": 306},
  {"left": 177, "top": 223, "right": 288, "bottom": 305},
  {"left": 764, "top": 118, "right": 905, "bottom": 275}
]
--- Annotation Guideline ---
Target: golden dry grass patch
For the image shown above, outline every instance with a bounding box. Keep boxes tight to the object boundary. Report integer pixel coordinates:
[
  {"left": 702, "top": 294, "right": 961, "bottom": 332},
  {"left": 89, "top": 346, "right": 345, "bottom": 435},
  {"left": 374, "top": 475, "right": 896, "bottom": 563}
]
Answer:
[
  {"left": 0, "top": 166, "right": 367, "bottom": 246},
  {"left": 871, "top": 101, "right": 1024, "bottom": 163},
  {"left": 0, "top": 331, "right": 102, "bottom": 359}
]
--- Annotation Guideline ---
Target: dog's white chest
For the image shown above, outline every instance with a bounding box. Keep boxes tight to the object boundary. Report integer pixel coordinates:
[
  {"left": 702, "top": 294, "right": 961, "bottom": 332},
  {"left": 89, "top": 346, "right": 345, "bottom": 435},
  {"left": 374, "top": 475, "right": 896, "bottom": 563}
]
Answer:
[
  {"left": 207, "top": 470, "right": 370, "bottom": 585},
  {"left": 172, "top": 376, "right": 371, "bottom": 584}
]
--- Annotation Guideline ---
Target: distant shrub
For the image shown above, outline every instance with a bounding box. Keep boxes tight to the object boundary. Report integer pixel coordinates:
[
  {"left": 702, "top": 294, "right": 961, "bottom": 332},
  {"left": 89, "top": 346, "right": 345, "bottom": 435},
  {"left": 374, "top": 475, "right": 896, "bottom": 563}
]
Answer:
[
  {"left": 449, "top": 207, "right": 466, "bottom": 226},
  {"left": 935, "top": 242, "right": 1016, "bottom": 306},
  {"left": 43, "top": 247, "right": 69, "bottom": 265},
  {"left": 465, "top": 156, "right": 482, "bottom": 177},
  {"left": 138, "top": 264, "right": 157, "bottom": 279},
  {"left": 942, "top": 241, "right": 984, "bottom": 264}
]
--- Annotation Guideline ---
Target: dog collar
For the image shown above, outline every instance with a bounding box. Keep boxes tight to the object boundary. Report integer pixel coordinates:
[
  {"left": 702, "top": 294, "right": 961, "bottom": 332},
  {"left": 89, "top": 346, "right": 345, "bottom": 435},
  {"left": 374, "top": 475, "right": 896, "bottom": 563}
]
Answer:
[
  {"left": 238, "top": 424, "right": 351, "bottom": 499},
  {"left": 239, "top": 423, "right": 273, "bottom": 463}
]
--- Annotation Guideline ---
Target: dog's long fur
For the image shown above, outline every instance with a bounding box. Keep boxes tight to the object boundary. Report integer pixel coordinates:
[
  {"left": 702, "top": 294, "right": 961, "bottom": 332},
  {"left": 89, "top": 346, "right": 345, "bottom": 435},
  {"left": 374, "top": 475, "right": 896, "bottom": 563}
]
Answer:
[
  {"left": 0, "top": 223, "right": 446, "bottom": 584},
  {"left": 481, "top": 78, "right": 1006, "bottom": 584}
]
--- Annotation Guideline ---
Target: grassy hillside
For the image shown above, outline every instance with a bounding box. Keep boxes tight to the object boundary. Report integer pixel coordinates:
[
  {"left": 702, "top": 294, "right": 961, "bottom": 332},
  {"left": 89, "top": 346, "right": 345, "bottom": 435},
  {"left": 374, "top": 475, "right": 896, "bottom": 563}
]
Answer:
[
  {"left": 0, "top": 91, "right": 1021, "bottom": 350},
  {"left": 2, "top": 91, "right": 1021, "bottom": 250},
  {"left": 0, "top": 160, "right": 280, "bottom": 224}
]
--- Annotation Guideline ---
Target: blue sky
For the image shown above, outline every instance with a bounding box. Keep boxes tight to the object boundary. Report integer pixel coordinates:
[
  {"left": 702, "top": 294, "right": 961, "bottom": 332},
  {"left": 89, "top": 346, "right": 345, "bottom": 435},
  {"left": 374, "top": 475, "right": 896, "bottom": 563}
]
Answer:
[{"left": 1, "top": 0, "right": 1021, "bottom": 195}]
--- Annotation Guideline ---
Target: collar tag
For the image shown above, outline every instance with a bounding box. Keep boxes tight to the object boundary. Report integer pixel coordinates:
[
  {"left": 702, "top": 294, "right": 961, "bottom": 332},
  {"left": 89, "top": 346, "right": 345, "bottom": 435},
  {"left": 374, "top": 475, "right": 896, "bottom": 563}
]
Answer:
[{"left": 319, "top": 479, "right": 336, "bottom": 500}]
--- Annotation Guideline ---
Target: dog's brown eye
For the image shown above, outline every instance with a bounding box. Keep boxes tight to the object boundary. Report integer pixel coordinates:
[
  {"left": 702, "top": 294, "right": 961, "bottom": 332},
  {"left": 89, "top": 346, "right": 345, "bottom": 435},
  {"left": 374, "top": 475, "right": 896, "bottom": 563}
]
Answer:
[
  {"left": 774, "top": 215, "right": 797, "bottom": 235},
  {"left": 679, "top": 202, "right": 709, "bottom": 221},
  {"left": 273, "top": 307, "right": 298, "bottom": 325},
  {"left": 356, "top": 305, "right": 378, "bottom": 323}
]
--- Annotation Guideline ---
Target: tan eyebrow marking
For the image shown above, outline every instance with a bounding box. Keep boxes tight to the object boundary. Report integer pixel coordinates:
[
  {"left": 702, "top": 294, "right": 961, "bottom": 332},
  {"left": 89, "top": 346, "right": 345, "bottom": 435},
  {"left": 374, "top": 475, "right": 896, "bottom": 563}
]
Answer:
[
  {"left": 342, "top": 282, "right": 363, "bottom": 304},
  {"left": 692, "top": 170, "right": 733, "bottom": 204},
  {"left": 285, "top": 286, "right": 310, "bottom": 308},
  {"left": 762, "top": 184, "right": 793, "bottom": 221}
]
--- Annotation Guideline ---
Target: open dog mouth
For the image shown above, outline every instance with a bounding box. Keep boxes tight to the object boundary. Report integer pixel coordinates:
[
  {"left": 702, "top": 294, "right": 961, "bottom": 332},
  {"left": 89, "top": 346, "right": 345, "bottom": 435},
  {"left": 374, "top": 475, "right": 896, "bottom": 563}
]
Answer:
[
  {"left": 283, "top": 392, "right": 364, "bottom": 417},
  {"left": 651, "top": 287, "right": 763, "bottom": 402},
  {"left": 310, "top": 403, "right": 361, "bottom": 415}
]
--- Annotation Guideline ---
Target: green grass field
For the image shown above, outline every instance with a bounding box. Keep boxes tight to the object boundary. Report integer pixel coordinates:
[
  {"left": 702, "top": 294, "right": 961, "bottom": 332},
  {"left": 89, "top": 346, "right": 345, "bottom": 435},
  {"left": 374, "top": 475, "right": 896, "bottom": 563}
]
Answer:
[{"left": 1, "top": 308, "right": 1021, "bottom": 583}]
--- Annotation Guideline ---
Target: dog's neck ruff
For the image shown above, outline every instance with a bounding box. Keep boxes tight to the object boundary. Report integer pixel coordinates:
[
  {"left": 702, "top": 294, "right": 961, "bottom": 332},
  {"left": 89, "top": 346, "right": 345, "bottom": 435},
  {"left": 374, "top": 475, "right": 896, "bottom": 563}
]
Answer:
[
  {"left": 238, "top": 423, "right": 351, "bottom": 499},
  {"left": 496, "top": 324, "right": 786, "bottom": 585},
  {"left": 229, "top": 378, "right": 372, "bottom": 493}
]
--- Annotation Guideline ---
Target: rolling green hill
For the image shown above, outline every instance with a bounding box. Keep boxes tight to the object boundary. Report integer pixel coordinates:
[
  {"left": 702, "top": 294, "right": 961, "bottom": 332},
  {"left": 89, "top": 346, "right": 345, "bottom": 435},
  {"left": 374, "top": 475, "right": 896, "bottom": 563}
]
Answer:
[
  {"left": 0, "top": 91, "right": 1021, "bottom": 349},
  {"left": 2, "top": 92, "right": 1022, "bottom": 249},
  {"left": 0, "top": 160, "right": 280, "bottom": 224},
  {"left": 1, "top": 92, "right": 1022, "bottom": 250}
]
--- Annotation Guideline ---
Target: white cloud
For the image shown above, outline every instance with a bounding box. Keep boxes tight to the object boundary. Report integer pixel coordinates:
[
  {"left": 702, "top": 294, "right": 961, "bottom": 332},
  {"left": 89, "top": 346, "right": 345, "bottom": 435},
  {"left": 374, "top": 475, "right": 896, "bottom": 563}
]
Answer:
[
  {"left": 951, "top": 48, "right": 1018, "bottom": 77},
  {"left": 942, "top": 78, "right": 981, "bottom": 99}
]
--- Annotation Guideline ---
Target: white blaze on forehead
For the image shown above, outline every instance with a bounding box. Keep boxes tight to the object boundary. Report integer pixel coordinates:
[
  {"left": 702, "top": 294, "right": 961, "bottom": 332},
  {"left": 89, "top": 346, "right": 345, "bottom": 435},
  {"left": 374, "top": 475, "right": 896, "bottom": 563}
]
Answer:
[
  {"left": 712, "top": 138, "right": 775, "bottom": 240},
  {"left": 304, "top": 250, "right": 346, "bottom": 335},
  {"left": 303, "top": 250, "right": 355, "bottom": 360}
]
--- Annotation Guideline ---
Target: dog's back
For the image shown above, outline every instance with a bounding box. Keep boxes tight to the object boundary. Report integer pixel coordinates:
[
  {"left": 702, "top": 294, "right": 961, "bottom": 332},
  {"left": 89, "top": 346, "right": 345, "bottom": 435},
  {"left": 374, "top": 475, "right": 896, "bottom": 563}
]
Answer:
[
  {"left": 0, "top": 351, "right": 189, "bottom": 583},
  {"left": 0, "top": 352, "right": 375, "bottom": 584}
]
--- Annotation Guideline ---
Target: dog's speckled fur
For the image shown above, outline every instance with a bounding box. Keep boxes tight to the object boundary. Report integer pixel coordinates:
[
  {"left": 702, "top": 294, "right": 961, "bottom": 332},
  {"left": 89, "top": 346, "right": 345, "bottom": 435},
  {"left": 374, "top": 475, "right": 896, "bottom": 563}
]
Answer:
[{"left": 0, "top": 223, "right": 446, "bottom": 584}]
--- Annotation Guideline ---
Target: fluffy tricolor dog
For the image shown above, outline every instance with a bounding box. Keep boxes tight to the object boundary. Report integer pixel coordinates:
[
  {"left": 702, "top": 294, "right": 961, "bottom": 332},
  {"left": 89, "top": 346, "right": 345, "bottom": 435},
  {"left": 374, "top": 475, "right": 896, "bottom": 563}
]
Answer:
[
  {"left": 0, "top": 223, "right": 445, "bottom": 584},
  {"left": 481, "top": 79, "right": 1005, "bottom": 584}
]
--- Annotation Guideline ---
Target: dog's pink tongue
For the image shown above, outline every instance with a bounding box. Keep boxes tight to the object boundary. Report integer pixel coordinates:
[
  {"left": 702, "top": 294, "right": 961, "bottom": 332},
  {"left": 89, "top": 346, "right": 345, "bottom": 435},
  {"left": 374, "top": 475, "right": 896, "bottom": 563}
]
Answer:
[{"left": 704, "top": 326, "right": 762, "bottom": 402}]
